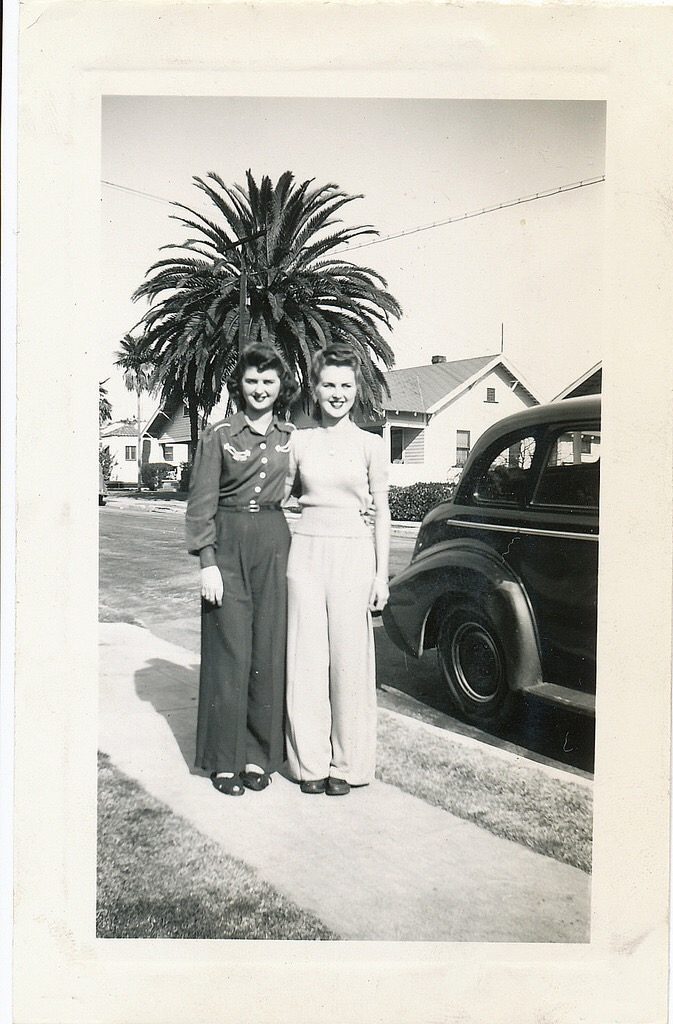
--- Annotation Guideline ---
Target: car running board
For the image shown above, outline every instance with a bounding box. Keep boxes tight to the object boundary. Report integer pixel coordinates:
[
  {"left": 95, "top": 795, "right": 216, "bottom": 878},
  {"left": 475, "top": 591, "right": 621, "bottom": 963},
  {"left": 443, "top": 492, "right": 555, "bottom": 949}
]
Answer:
[{"left": 528, "top": 681, "right": 595, "bottom": 716}]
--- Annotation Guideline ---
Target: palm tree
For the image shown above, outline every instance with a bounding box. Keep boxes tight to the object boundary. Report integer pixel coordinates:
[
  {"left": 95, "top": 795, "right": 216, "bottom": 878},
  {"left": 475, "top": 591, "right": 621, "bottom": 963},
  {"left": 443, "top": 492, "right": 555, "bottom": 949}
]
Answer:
[
  {"left": 99, "top": 379, "right": 112, "bottom": 426},
  {"left": 114, "top": 334, "right": 155, "bottom": 491},
  {"left": 132, "top": 170, "right": 402, "bottom": 453}
]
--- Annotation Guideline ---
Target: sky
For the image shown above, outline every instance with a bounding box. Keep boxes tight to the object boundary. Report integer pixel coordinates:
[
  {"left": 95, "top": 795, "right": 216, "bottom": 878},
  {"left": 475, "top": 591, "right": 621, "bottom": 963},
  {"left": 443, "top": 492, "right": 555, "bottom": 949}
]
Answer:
[{"left": 101, "top": 97, "right": 605, "bottom": 422}]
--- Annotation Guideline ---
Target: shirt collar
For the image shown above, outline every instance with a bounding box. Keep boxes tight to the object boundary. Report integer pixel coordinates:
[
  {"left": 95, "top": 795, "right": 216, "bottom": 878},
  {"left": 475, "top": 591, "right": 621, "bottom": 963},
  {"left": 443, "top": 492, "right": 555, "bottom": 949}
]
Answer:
[{"left": 228, "top": 409, "right": 294, "bottom": 437}]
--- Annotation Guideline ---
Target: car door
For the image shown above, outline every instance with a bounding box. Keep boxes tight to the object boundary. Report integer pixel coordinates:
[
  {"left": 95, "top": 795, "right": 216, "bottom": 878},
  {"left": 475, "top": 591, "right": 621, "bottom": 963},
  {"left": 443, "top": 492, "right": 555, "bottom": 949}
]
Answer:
[{"left": 507, "top": 422, "right": 600, "bottom": 693}]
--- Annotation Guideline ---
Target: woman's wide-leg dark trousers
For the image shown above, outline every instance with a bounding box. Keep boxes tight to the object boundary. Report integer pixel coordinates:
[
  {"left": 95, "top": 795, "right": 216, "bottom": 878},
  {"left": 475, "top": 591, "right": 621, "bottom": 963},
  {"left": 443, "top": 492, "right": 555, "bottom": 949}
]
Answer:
[{"left": 195, "top": 509, "right": 290, "bottom": 775}]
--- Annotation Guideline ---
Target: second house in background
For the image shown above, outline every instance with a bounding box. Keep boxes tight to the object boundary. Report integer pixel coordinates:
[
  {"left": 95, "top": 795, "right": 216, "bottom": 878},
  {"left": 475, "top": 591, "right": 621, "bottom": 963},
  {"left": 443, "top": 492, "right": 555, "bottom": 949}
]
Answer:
[{"left": 380, "top": 353, "right": 540, "bottom": 486}]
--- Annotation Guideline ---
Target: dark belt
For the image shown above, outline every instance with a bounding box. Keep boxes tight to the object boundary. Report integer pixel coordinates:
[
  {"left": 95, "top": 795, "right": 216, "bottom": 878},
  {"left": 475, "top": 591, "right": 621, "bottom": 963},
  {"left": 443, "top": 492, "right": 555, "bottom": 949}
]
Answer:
[{"left": 218, "top": 501, "right": 282, "bottom": 514}]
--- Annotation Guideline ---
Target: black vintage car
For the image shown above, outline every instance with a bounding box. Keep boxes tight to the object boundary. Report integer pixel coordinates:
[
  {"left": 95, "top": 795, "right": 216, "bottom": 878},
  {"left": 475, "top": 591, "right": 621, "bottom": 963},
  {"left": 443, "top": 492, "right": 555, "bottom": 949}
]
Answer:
[{"left": 382, "top": 396, "right": 600, "bottom": 728}]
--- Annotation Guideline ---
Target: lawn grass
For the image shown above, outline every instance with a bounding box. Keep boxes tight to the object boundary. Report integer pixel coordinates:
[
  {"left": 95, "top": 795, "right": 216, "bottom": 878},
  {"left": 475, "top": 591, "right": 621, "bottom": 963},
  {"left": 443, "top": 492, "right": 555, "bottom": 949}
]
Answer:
[
  {"left": 375, "top": 710, "right": 592, "bottom": 873},
  {"left": 97, "top": 753, "right": 337, "bottom": 940}
]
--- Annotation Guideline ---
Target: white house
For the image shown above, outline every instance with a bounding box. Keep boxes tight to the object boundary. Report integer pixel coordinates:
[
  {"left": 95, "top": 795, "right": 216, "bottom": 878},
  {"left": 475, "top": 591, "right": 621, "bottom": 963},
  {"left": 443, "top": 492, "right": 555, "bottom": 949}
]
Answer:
[
  {"left": 380, "top": 353, "right": 540, "bottom": 486},
  {"left": 100, "top": 420, "right": 164, "bottom": 485}
]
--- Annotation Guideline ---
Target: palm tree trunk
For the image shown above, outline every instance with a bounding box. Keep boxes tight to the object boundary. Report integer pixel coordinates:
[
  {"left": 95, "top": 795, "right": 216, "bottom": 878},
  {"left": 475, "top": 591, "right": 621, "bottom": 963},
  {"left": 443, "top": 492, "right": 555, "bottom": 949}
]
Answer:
[
  {"left": 136, "top": 387, "right": 142, "bottom": 491},
  {"left": 188, "top": 392, "right": 199, "bottom": 462}
]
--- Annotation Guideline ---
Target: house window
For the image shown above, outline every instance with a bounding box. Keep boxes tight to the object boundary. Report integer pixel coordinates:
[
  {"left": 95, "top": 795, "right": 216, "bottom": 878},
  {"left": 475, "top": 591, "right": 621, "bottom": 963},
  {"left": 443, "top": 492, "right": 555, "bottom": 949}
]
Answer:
[
  {"left": 456, "top": 430, "right": 471, "bottom": 466},
  {"left": 486, "top": 387, "right": 496, "bottom": 403},
  {"left": 163, "top": 445, "right": 174, "bottom": 462},
  {"left": 125, "top": 445, "right": 137, "bottom": 461},
  {"left": 390, "top": 427, "right": 424, "bottom": 464},
  {"left": 182, "top": 403, "right": 190, "bottom": 418}
]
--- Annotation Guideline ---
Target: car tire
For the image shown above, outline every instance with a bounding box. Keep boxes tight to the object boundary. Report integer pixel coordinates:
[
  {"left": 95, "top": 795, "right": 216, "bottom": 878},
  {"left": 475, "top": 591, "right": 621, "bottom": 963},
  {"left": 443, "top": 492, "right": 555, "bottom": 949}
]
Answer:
[{"left": 437, "top": 601, "right": 516, "bottom": 729}]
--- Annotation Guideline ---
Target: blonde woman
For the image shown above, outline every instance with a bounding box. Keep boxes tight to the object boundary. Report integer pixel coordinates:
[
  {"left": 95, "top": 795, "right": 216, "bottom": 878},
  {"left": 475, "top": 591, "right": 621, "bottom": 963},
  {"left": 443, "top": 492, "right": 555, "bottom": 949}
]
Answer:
[{"left": 285, "top": 345, "right": 390, "bottom": 796}]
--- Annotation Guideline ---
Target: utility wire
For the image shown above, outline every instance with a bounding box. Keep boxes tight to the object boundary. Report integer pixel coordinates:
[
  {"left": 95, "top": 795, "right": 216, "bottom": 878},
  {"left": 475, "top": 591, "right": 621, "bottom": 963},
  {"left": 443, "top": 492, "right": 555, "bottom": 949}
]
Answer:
[
  {"left": 101, "top": 179, "right": 174, "bottom": 205},
  {"left": 335, "top": 175, "right": 605, "bottom": 253},
  {"left": 102, "top": 174, "right": 605, "bottom": 251}
]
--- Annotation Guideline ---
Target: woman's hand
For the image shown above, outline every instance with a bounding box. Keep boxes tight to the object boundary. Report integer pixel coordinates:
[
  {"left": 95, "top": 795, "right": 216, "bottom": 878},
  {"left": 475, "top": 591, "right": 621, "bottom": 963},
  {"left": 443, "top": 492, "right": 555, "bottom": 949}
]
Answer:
[
  {"left": 201, "top": 566, "right": 224, "bottom": 606},
  {"left": 369, "top": 575, "right": 390, "bottom": 612}
]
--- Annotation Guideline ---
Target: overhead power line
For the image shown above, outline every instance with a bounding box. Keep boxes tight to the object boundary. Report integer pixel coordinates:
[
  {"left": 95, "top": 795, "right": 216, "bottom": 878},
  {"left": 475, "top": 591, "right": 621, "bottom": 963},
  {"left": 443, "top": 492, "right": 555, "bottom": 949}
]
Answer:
[
  {"left": 336, "top": 175, "right": 605, "bottom": 253},
  {"left": 102, "top": 173, "right": 605, "bottom": 251},
  {"left": 101, "top": 179, "right": 174, "bottom": 204}
]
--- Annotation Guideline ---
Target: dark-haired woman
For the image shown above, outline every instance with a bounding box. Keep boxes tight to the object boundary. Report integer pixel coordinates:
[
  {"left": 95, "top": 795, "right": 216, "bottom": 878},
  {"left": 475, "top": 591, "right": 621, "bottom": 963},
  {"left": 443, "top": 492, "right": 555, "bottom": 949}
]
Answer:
[
  {"left": 186, "top": 343, "right": 298, "bottom": 796},
  {"left": 285, "top": 345, "right": 391, "bottom": 796}
]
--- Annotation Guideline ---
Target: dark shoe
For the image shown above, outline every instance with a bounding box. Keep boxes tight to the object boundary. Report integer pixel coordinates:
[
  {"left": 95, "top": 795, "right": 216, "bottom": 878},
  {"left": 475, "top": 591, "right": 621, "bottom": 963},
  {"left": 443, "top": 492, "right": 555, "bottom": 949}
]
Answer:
[
  {"left": 300, "top": 778, "right": 327, "bottom": 794},
  {"left": 240, "top": 770, "right": 272, "bottom": 792},
  {"left": 325, "top": 777, "right": 350, "bottom": 796},
  {"left": 210, "top": 772, "right": 245, "bottom": 796}
]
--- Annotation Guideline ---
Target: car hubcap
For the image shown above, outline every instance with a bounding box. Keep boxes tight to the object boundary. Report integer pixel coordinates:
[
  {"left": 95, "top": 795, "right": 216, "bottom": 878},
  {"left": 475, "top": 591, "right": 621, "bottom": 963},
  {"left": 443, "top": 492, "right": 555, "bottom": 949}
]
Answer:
[{"left": 450, "top": 621, "right": 503, "bottom": 704}]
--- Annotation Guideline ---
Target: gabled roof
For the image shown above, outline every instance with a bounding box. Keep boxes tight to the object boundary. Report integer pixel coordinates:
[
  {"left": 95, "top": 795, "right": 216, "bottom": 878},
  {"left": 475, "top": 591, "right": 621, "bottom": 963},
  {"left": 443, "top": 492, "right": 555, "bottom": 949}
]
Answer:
[
  {"left": 383, "top": 354, "right": 539, "bottom": 414},
  {"left": 144, "top": 396, "right": 184, "bottom": 439},
  {"left": 100, "top": 420, "right": 142, "bottom": 438},
  {"left": 553, "top": 362, "right": 602, "bottom": 401},
  {"left": 144, "top": 393, "right": 231, "bottom": 443}
]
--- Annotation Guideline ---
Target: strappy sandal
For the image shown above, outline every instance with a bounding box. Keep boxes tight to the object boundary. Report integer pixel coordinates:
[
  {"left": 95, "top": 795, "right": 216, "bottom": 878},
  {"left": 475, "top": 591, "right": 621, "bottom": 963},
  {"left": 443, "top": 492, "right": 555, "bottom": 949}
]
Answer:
[
  {"left": 210, "top": 772, "right": 245, "bottom": 796},
  {"left": 240, "top": 771, "right": 272, "bottom": 792}
]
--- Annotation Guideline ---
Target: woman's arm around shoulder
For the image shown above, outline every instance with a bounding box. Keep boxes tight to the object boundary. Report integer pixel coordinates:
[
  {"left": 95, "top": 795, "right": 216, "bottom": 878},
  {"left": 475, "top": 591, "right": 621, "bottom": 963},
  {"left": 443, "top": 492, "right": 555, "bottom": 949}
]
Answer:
[{"left": 283, "top": 427, "right": 302, "bottom": 504}]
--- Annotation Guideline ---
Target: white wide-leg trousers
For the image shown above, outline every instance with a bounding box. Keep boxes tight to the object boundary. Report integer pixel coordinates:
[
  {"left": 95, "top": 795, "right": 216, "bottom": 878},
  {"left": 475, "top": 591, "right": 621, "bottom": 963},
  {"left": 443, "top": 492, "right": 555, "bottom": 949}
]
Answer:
[{"left": 286, "top": 531, "right": 377, "bottom": 785}]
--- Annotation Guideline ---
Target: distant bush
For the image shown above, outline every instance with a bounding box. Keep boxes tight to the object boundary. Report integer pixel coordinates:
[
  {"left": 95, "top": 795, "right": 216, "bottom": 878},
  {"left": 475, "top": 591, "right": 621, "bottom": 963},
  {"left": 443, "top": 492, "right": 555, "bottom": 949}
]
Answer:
[
  {"left": 388, "top": 481, "right": 457, "bottom": 522},
  {"left": 99, "top": 445, "right": 116, "bottom": 483},
  {"left": 141, "top": 462, "right": 175, "bottom": 491},
  {"left": 179, "top": 461, "right": 192, "bottom": 493}
]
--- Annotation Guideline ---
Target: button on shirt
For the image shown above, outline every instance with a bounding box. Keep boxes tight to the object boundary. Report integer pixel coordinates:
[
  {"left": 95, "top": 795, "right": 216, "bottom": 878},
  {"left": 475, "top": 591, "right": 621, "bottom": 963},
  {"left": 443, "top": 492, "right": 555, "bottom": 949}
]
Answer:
[{"left": 186, "top": 411, "right": 294, "bottom": 567}]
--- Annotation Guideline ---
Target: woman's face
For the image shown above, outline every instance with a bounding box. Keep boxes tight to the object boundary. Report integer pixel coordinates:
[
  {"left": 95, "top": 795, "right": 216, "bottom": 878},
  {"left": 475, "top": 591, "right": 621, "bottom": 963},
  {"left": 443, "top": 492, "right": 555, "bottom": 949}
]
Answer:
[
  {"left": 240, "top": 365, "right": 281, "bottom": 415},
  {"left": 314, "top": 364, "right": 358, "bottom": 422}
]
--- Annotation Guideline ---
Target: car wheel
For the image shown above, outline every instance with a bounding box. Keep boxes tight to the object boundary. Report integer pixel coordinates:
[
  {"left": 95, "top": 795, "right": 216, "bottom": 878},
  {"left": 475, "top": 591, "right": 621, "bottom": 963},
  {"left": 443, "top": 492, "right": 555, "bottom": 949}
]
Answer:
[{"left": 437, "top": 601, "right": 515, "bottom": 728}]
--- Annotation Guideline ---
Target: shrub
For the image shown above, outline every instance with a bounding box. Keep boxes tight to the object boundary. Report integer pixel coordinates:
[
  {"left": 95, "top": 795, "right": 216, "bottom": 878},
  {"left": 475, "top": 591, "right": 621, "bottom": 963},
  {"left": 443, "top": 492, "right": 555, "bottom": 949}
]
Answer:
[
  {"left": 388, "top": 481, "right": 457, "bottom": 522},
  {"left": 98, "top": 445, "right": 116, "bottom": 483},
  {"left": 141, "top": 462, "right": 175, "bottom": 492},
  {"left": 179, "top": 461, "right": 192, "bottom": 492}
]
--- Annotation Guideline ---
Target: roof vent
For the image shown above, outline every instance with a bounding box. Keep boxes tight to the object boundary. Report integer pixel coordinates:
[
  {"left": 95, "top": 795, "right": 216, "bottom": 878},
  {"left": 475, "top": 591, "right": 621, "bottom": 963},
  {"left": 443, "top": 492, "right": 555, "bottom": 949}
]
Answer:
[{"left": 431, "top": 355, "right": 447, "bottom": 364}]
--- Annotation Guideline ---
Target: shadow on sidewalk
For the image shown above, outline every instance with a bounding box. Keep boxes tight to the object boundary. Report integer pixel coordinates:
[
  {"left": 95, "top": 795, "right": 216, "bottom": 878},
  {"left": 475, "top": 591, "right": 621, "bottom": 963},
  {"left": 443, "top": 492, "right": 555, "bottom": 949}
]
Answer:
[{"left": 134, "top": 658, "right": 207, "bottom": 777}]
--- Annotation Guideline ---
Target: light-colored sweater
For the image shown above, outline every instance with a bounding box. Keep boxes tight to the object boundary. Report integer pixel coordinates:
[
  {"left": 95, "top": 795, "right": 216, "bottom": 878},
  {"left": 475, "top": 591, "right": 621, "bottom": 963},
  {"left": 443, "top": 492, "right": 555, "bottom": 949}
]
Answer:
[{"left": 288, "top": 422, "right": 388, "bottom": 537}]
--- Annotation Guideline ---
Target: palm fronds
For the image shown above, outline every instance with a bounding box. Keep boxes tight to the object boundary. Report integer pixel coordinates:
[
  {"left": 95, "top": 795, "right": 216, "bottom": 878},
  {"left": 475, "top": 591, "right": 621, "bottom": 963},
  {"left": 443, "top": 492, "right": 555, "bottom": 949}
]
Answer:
[{"left": 130, "top": 170, "right": 403, "bottom": 448}]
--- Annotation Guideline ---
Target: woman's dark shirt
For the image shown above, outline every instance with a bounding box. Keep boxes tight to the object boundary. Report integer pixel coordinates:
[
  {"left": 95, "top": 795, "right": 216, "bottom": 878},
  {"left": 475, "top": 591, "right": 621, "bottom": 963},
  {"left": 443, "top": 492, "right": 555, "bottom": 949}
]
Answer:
[{"left": 186, "top": 411, "right": 294, "bottom": 567}]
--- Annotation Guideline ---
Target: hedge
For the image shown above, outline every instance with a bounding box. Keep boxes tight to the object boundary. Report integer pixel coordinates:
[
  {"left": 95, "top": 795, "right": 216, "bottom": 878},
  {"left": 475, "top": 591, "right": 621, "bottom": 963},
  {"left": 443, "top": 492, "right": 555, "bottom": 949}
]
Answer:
[
  {"left": 141, "top": 462, "right": 176, "bottom": 491},
  {"left": 388, "top": 481, "right": 456, "bottom": 522}
]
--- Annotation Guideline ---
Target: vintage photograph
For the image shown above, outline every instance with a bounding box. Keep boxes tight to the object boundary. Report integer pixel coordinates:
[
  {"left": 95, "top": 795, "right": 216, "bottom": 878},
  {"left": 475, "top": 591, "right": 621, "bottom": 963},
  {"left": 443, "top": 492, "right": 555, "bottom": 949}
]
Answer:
[{"left": 97, "top": 96, "right": 605, "bottom": 943}]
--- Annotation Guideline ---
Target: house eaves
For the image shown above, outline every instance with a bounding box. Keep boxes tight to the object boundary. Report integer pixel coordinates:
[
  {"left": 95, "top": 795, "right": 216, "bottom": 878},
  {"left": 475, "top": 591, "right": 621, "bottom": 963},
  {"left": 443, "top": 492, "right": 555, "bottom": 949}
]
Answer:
[
  {"left": 552, "top": 362, "right": 602, "bottom": 401},
  {"left": 144, "top": 396, "right": 183, "bottom": 439}
]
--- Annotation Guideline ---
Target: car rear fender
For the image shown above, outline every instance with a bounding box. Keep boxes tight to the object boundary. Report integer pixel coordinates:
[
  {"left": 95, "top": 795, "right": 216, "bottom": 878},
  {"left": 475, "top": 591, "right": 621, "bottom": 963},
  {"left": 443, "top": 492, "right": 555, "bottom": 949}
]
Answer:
[{"left": 385, "top": 541, "right": 542, "bottom": 693}]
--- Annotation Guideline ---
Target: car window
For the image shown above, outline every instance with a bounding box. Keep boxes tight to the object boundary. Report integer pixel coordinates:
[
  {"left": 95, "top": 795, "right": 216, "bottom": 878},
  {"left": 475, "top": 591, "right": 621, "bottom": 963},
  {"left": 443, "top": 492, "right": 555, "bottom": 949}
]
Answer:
[
  {"left": 473, "top": 434, "right": 537, "bottom": 505},
  {"left": 532, "top": 429, "right": 600, "bottom": 509}
]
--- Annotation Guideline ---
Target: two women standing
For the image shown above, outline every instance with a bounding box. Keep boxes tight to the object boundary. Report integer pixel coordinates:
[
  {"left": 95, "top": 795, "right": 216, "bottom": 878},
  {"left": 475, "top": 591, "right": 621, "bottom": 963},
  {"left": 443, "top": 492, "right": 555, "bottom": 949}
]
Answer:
[{"left": 186, "top": 342, "right": 390, "bottom": 797}]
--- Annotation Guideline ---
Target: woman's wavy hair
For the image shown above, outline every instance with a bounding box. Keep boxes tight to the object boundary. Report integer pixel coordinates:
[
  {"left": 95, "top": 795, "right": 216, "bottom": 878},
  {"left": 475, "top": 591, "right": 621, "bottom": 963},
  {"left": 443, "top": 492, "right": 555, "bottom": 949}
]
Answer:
[
  {"left": 310, "top": 345, "right": 362, "bottom": 420},
  {"left": 227, "top": 343, "right": 299, "bottom": 415}
]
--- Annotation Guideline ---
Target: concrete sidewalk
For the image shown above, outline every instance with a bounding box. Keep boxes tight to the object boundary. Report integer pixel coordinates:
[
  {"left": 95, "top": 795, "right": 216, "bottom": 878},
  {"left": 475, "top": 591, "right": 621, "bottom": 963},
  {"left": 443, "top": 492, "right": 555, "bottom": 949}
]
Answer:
[{"left": 99, "top": 622, "right": 591, "bottom": 942}]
